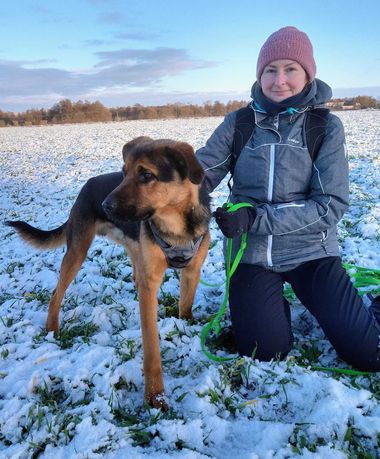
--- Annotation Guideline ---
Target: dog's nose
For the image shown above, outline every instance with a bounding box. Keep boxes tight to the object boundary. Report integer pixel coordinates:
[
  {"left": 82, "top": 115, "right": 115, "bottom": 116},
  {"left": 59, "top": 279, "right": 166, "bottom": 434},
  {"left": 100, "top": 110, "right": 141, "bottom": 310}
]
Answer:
[{"left": 102, "top": 197, "right": 117, "bottom": 215}]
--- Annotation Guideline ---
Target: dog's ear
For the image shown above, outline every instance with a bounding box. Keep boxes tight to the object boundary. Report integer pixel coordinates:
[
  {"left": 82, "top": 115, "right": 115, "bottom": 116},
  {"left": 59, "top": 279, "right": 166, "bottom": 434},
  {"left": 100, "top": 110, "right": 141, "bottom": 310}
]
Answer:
[
  {"left": 122, "top": 136, "right": 152, "bottom": 161},
  {"left": 169, "top": 142, "right": 205, "bottom": 185}
]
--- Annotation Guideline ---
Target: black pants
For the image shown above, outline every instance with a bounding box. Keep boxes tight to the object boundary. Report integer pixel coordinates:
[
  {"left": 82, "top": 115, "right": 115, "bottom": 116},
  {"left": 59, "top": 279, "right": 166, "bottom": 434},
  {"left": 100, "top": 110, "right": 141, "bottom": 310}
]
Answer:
[{"left": 229, "top": 256, "right": 380, "bottom": 371}]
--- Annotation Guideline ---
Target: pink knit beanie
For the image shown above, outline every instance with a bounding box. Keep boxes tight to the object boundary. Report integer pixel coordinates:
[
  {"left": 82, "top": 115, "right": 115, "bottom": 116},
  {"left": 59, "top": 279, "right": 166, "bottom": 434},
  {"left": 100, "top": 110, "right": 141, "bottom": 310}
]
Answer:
[{"left": 256, "top": 26, "right": 316, "bottom": 82}]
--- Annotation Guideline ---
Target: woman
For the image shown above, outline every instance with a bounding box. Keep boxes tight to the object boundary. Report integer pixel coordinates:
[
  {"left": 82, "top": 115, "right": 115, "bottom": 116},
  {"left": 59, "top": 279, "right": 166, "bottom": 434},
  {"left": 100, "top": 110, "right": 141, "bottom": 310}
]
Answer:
[{"left": 196, "top": 26, "right": 380, "bottom": 371}]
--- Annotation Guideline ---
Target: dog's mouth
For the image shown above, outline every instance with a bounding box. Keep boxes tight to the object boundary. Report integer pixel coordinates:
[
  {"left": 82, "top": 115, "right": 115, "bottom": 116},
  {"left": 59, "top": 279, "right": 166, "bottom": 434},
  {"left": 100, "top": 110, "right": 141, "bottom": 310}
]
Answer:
[
  {"left": 102, "top": 198, "right": 154, "bottom": 222},
  {"left": 116, "top": 209, "right": 154, "bottom": 222}
]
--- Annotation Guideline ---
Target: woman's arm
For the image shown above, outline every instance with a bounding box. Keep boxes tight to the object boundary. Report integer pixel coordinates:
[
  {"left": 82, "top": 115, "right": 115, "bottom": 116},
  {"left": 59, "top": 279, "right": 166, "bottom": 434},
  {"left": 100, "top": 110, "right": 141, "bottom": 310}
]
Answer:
[{"left": 195, "top": 111, "right": 236, "bottom": 192}]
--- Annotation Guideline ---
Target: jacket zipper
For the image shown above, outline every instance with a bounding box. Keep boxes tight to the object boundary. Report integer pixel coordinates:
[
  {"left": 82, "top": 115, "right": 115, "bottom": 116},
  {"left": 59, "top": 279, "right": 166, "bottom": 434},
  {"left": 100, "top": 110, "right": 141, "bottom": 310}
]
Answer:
[
  {"left": 267, "top": 143, "right": 276, "bottom": 267},
  {"left": 268, "top": 144, "right": 275, "bottom": 202},
  {"left": 256, "top": 113, "right": 280, "bottom": 269}
]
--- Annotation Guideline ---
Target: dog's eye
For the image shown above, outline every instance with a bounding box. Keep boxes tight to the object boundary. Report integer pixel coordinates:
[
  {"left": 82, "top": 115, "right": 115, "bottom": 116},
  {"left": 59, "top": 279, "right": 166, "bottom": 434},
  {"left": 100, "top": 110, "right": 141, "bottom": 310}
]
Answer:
[{"left": 139, "top": 171, "right": 156, "bottom": 183}]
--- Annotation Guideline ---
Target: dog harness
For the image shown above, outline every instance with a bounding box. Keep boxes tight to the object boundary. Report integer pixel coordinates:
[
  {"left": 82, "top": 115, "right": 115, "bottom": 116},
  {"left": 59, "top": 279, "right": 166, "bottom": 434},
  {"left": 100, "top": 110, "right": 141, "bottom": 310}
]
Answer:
[{"left": 148, "top": 221, "right": 204, "bottom": 269}]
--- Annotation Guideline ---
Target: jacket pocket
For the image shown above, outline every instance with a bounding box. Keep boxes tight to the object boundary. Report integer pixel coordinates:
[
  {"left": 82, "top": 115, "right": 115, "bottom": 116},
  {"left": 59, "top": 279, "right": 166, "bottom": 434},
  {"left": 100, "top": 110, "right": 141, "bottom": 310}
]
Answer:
[
  {"left": 275, "top": 203, "right": 306, "bottom": 210},
  {"left": 321, "top": 230, "right": 329, "bottom": 255},
  {"left": 272, "top": 232, "right": 323, "bottom": 263}
]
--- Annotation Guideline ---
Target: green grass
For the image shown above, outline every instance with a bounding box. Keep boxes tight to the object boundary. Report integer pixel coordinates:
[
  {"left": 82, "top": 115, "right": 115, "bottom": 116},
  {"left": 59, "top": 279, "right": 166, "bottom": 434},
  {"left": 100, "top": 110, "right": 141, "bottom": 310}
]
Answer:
[
  {"left": 19, "top": 379, "right": 85, "bottom": 456},
  {"left": 294, "top": 340, "right": 323, "bottom": 366},
  {"left": 3, "top": 261, "right": 24, "bottom": 274},
  {"left": 0, "top": 315, "right": 15, "bottom": 328},
  {"left": 159, "top": 289, "right": 179, "bottom": 317},
  {"left": 289, "top": 423, "right": 328, "bottom": 454},
  {"left": 24, "top": 289, "right": 51, "bottom": 304},
  {"left": 115, "top": 337, "right": 139, "bottom": 361},
  {"left": 100, "top": 261, "right": 122, "bottom": 279},
  {"left": 34, "top": 379, "right": 67, "bottom": 409},
  {"left": 58, "top": 317, "right": 99, "bottom": 349}
]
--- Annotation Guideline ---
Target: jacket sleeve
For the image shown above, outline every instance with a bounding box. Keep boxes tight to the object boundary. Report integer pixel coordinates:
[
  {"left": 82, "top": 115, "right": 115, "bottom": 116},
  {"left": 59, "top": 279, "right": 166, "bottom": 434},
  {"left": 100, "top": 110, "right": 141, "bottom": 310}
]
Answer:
[
  {"left": 195, "top": 111, "right": 236, "bottom": 192},
  {"left": 252, "top": 114, "right": 349, "bottom": 236}
]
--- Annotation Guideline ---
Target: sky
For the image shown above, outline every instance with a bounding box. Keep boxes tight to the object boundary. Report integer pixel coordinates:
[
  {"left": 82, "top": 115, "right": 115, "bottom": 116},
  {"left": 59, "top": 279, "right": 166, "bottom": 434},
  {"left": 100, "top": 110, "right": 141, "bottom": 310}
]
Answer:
[{"left": 0, "top": 0, "right": 379, "bottom": 112}]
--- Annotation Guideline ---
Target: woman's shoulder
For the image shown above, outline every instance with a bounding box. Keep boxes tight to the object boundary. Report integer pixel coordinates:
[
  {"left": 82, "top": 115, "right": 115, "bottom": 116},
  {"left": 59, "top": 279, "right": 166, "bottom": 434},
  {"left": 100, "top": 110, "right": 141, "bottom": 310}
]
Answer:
[
  {"left": 325, "top": 110, "right": 345, "bottom": 132},
  {"left": 213, "top": 109, "right": 238, "bottom": 135},
  {"left": 224, "top": 109, "right": 238, "bottom": 124},
  {"left": 306, "top": 107, "right": 344, "bottom": 134}
]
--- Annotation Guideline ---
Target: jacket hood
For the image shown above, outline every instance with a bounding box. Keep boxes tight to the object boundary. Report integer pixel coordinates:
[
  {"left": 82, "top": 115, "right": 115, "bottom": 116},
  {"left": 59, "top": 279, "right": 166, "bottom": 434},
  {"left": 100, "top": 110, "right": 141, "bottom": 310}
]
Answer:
[{"left": 250, "top": 79, "right": 332, "bottom": 115}]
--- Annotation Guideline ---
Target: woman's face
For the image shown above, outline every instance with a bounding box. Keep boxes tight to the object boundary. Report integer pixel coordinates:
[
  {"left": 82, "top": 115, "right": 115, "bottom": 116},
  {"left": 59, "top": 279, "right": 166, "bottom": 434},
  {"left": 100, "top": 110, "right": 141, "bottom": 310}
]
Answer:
[{"left": 260, "top": 59, "right": 308, "bottom": 102}]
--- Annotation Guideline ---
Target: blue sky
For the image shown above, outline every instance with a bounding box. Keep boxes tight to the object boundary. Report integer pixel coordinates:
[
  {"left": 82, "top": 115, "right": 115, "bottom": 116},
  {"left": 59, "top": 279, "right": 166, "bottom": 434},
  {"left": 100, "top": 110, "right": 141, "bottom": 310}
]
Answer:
[{"left": 1, "top": 0, "right": 379, "bottom": 112}]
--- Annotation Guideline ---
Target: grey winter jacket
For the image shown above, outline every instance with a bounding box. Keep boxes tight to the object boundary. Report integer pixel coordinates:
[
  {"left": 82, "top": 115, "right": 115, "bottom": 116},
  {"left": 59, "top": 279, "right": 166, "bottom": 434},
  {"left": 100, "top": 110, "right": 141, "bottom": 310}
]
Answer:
[{"left": 196, "top": 80, "right": 349, "bottom": 272}]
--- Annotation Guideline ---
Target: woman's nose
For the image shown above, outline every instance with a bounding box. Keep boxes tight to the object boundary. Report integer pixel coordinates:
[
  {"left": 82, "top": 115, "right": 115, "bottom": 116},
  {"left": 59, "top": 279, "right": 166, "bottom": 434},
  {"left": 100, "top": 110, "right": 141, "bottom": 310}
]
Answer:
[{"left": 274, "top": 72, "right": 286, "bottom": 85}]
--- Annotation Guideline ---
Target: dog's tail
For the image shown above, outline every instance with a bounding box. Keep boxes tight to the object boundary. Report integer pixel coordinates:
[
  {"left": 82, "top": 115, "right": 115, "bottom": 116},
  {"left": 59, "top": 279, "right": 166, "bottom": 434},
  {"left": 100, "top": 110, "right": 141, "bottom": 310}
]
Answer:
[{"left": 5, "top": 220, "right": 67, "bottom": 249}]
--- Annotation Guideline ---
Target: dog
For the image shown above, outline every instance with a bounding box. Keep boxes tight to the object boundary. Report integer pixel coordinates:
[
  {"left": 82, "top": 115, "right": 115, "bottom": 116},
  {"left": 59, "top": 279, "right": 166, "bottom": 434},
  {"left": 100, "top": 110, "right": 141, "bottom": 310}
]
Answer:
[{"left": 6, "top": 136, "right": 211, "bottom": 409}]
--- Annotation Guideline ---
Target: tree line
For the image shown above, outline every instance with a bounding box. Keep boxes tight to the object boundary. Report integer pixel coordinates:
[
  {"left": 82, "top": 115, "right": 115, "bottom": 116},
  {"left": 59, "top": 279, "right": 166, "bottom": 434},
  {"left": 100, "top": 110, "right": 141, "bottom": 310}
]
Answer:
[
  {"left": 0, "top": 96, "right": 379, "bottom": 127},
  {"left": 326, "top": 96, "right": 379, "bottom": 110}
]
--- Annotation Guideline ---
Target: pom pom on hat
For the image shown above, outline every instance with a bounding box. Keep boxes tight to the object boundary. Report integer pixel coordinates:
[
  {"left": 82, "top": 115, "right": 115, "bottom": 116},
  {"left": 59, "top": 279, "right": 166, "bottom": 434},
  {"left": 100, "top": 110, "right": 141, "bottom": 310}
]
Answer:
[{"left": 256, "top": 26, "right": 316, "bottom": 82}]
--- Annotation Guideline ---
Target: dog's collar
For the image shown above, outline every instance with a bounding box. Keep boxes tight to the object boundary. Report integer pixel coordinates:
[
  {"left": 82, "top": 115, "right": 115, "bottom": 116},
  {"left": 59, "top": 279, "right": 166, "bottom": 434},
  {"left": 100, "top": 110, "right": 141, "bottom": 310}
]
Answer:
[{"left": 147, "top": 221, "right": 203, "bottom": 269}]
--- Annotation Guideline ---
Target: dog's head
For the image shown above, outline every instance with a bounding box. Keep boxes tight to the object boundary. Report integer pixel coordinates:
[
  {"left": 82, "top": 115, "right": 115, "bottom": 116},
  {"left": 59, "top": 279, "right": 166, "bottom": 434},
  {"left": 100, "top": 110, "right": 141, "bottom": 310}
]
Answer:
[{"left": 102, "top": 137, "right": 205, "bottom": 222}]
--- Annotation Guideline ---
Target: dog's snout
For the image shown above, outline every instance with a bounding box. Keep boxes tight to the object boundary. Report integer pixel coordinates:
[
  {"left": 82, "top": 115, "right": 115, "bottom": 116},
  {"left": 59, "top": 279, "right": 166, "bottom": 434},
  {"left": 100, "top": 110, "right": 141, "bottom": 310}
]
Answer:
[
  {"left": 102, "top": 197, "right": 117, "bottom": 215},
  {"left": 124, "top": 205, "right": 137, "bottom": 218},
  {"left": 102, "top": 198, "right": 138, "bottom": 220}
]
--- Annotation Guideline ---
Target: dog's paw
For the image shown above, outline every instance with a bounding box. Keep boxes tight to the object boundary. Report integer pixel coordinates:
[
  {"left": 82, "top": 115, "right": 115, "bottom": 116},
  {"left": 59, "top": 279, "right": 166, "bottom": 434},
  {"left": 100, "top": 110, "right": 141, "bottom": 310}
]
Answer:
[
  {"left": 45, "top": 318, "right": 59, "bottom": 337},
  {"left": 146, "top": 392, "right": 169, "bottom": 411},
  {"left": 179, "top": 311, "right": 193, "bottom": 320}
]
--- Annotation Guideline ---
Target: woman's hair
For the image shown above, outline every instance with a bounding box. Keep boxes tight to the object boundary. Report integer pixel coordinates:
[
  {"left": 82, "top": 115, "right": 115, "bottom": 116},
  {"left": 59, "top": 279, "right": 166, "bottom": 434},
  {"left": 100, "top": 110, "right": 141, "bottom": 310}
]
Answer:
[{"left": 256, "top": 26, "right": 316, "bottom": 82}]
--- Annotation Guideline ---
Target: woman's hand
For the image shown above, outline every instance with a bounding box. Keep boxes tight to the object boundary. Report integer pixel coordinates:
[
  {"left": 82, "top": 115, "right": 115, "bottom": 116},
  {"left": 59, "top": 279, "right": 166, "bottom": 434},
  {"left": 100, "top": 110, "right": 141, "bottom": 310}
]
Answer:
[{"left": 213, "top": 206, "right": 256, "bottom": 238}]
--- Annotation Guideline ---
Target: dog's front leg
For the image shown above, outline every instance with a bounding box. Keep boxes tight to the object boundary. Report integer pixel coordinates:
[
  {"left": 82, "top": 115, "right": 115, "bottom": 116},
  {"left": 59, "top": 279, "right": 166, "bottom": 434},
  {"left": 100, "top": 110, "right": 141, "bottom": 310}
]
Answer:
[
  {"left": 137, "top": 262, "right": 168, "bottom": 410},
  {"left": 179, "top": 232, "right": 210, "bottom": 319}
]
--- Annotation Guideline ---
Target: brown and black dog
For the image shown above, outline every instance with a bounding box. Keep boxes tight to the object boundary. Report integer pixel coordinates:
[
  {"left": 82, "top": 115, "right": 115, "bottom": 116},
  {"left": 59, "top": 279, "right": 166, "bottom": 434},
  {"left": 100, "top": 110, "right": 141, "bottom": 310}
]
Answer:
[{"left": 6, "top": 136, "right": 211, "bottom": 409}]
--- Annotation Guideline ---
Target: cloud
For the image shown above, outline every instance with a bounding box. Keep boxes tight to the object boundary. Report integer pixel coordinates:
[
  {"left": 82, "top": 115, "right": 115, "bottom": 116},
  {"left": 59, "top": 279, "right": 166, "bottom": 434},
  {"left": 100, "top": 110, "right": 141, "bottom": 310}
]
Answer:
[
  {"left": 93, "top": 89, "right": 251, "bottom": 108},
  {"left": 0, "top": 48, "right": 216, "bottom": 111},
  {"left": 97, "top": 11, "right": 126, "bottom": 25},
  {"left": 94, "top": 47, "right": 213, "bottom": 70},
  {"left": 28, "top": 2, "right": 53, "bottom": 15},
  {"left": 115, "top": 31, "right": 159, "bottom": 42},
  {"left": 4, "top": 58, "right": 57, "bottom": 66},
  {"left": 0, "top": 60, "right": 73, "bottom": 96},
  {"left": 82, "top": 39, "right": 111, "bottom": 47}
]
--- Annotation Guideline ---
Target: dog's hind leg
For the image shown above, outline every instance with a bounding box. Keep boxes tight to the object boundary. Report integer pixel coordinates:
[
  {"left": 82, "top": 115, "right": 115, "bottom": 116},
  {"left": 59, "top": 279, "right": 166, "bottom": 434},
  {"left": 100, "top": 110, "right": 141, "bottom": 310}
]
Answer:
[
  {"left": 46, "top": 220, "right": 95, "bottom": 335},
  {"left": 179, "top": 232, "right": 210, "bottom": 320}
]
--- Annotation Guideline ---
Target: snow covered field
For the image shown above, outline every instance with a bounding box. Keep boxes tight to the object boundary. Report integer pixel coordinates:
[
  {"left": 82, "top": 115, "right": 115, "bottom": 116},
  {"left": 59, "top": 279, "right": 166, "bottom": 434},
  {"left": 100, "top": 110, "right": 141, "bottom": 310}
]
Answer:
[{"left": 0, "top": 111, "right": 379, "bottom": 458}]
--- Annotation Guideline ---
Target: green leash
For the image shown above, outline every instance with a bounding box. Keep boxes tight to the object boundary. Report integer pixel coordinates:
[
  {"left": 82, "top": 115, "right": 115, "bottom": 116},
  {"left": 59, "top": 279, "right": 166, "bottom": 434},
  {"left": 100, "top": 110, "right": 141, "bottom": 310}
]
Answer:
[
  {"left": 343, "top": 263, "right": 380, "bottom": 295},
  {"left": 283, "top": 263, "right": 380, "bottom": 300},
  {"left": 200, "top": 202, "right": 254, "bottom": 362},
  {"left": 200, "top": 202, "right": 380, "bottom": 375}
]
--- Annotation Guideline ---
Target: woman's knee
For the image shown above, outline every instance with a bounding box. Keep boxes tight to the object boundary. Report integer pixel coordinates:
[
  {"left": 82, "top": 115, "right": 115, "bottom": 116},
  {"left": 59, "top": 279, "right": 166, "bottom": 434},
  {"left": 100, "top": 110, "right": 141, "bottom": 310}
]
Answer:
[
  {"left": 229, "top": 263, "right": 293, "bottom": 360},
  {"left": 234, "top": 330, "right": 294, "bottom": 361},
  {"left": 337, "top": 347, "right": 380, "bottom": 372}
]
